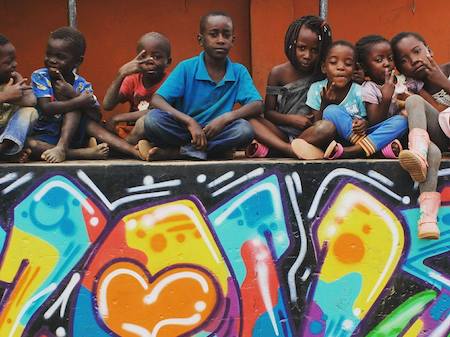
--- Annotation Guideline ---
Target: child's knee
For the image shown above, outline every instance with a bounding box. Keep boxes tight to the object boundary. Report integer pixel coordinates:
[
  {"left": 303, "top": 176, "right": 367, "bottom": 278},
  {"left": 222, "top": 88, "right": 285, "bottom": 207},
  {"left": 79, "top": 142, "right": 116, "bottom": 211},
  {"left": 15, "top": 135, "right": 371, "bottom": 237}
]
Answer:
[
  {"left": 235, "top": 119, "right": 254, "bottom": 144},
  {"left": 143, "top": 109, "right": 164, "bottom": 135},
  {"left": 405, "top": 95, "right": 423, "bottom": 112},
  {"left": 322, "top": 104, "right": 345, "bottom": 120},
  {"left": 314, "top": 119, "right": 336, "bottom": 136}
]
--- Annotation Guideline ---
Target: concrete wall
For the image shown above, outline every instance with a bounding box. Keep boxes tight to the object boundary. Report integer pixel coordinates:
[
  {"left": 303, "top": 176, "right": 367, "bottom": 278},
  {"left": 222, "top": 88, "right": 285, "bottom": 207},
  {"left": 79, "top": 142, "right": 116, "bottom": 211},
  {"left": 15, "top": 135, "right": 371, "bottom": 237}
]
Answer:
[{"left": 0, "top": 160, "right": 448, "bottom": 336}]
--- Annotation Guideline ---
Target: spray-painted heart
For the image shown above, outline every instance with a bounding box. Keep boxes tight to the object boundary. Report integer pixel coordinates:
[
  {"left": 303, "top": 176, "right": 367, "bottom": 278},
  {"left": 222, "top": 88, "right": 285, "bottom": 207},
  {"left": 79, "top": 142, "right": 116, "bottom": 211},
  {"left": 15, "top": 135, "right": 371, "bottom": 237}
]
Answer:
[{"left": 95, "top": 261, "right": 219, "bottom": 337}]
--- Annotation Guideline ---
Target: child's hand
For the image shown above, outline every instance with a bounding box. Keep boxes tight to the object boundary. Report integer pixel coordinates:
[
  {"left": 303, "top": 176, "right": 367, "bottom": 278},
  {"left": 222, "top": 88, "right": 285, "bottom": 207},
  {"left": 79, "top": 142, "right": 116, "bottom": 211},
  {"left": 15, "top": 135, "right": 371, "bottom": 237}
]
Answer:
[
  {"left": 321, "top": 82, "right": 338, "bottom": 106},
  {"left": 105, "top": 117, "right": 118, "bottom": 132},
  {"left": 187, "top": 119, "right": 207, "bottom": 151},
  {"left": 53, "top": 70, "right": 77, "bottom": 100},
  {"left": 352, "top": 117, "right": 367, "bottom": 135},
  {"left": 424, "top": 55, "right": 449, "bottom": 88},
  {"left": 381, "top": 69, "right": 395, "bottom": 100},
  {"left": 203, "top": 115, "right": 229, "bottom": 139},
  {"left": 1, "top": 76, "right": 31, "bottom": 102},
  {"left": 77, "top": 91, "right": 97, "bottom": 108},
  {"left": 289, "top": 115, "right": 313, "bottom": 129},
  {"left": 119, "top": 50, "right": 152, "bottom": 77}
]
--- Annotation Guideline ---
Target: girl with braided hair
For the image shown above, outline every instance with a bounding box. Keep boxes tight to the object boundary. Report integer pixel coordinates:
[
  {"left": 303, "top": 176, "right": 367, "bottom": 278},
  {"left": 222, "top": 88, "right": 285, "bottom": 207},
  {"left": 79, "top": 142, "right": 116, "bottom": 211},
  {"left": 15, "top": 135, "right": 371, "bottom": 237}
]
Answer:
[{"left": 246, "top": 15, "right": 335, "bottom": 159}]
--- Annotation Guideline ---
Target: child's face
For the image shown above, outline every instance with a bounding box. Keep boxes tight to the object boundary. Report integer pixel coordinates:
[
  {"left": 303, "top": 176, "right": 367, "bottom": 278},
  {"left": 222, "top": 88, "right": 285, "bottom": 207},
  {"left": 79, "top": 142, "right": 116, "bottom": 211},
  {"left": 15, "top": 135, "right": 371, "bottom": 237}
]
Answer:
[
  {"left": 295, "top": 26, "right": 319, "bottom": 73},
  {"left": 199, "top": 15, "right": 234, "bottom": 60},
  {"left": 138, "top": 37, "right": 171, "bottom": 79},
  {"left": 0, "top": 42, "right": 17, "bottom": 83},
  {"left": 322, "top": 45, "right": 355, "bottom": 88},
  {"left": 45, "top": 38, "right": 82, "bottom": 80},
  {"left": 364, "top": 41, "right": 394, "bottom": 85},
  {"left": 394, "top": 36, "right": 431, "bottom": 80},
  {"left": 352, "top": 63, "right": 365, "bottom": 84}
]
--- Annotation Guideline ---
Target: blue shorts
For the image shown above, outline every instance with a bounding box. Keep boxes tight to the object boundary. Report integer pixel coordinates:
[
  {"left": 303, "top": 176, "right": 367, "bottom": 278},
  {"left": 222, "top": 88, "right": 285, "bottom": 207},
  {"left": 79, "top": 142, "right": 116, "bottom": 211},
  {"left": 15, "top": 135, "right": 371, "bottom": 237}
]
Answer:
[{"left": 32, "top": 113, "right": 89, "bottom": 149}]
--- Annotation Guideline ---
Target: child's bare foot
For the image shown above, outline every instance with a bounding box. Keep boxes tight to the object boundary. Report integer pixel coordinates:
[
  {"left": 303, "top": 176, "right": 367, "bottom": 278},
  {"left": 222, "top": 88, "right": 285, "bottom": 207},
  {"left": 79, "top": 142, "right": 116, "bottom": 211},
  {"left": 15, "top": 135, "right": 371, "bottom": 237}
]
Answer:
[
  {"left": 84, "top": 143, "right": 110, "bottom": 159},
  {"left": 147, "top": 147, "right": 182, "bottom": 161},
  {"left": 41, "top": 146, "right": 66, "bottom": 163}
]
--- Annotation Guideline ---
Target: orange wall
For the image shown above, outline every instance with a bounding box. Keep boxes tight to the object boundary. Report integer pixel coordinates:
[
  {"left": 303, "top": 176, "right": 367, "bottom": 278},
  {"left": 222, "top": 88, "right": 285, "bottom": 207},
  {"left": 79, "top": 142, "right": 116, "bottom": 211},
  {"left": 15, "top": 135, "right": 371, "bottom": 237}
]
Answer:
[
  {"left": 251, "top": 0, "right": 450, "bottom": 95},
  {"left": 2, "top": 0, "right": 450, "bottom": 114},
  {"left": 0, "top": 0, "right": 250, "bottom": 118}
]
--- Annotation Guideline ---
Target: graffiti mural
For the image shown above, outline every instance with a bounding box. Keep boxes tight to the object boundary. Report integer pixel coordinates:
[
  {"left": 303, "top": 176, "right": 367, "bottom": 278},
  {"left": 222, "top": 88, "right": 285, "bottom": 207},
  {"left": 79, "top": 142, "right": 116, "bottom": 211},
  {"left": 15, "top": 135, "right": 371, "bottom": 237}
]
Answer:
[{"left": 0, "top": 161, "right": 448, "bottom": 337}]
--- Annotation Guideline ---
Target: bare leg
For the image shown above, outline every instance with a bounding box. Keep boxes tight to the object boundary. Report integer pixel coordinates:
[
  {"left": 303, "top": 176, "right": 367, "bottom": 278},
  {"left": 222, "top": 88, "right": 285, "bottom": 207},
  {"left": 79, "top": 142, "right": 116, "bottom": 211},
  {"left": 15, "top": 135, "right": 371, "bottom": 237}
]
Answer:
[
  {"left": 28, "top": 138, "right": 55, "bottom": 160},
  {"left": 66, "top": 143, "right": 110, "bottom": 160},
  {"left": 298, "top": 120, "right": 336, "bottom": 149},
  {"left": 86, "top": 120, "right": 142, "bottom": 159},
  {"left": 126, "top": 116, "right": 146, "bottom": 145},
  {"left": 249, "top": 117, "right": 294, "bottom": 157},
  {"left": 41, "top": 111, "right": 81, "bottom": 163}
]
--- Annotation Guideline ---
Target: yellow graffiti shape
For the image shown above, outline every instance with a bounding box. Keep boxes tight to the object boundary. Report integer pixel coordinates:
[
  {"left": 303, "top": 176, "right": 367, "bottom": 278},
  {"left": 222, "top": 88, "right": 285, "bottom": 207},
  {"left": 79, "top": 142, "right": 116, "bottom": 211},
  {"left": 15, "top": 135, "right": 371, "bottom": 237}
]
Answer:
[
  {"left": 0, "top": 228, "right": 59, "bottom": 337},
  {"left": 316, "top": 183, "right": 405, "bottom": 319},
  {"left": 402, "top": 319, "right": 424, "bottom": 337},
  {"left": 123, "top": 200, "right": 230, "bottom": 292}
]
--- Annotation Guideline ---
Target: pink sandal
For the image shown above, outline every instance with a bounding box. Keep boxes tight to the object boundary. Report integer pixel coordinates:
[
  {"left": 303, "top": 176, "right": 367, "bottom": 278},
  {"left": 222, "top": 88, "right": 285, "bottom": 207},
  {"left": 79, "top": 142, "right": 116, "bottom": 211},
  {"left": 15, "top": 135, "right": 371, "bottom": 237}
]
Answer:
[
  {"left": 323, "top": 140, "right": 344, "bottom": 159},
  {"left": 381, "top": 139, "right": 403, "bottom": 158},
  {"left": 245, "top": 141, "right": 269, "bottom": 158}
]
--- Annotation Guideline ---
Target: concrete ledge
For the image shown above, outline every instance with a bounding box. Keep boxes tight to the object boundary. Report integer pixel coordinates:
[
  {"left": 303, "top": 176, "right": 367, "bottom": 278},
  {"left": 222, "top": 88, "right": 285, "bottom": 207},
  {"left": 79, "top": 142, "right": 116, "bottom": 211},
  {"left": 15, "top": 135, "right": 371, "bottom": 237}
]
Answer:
[{"left": 0, "top": 160, "right": 448, "bottom": 337}]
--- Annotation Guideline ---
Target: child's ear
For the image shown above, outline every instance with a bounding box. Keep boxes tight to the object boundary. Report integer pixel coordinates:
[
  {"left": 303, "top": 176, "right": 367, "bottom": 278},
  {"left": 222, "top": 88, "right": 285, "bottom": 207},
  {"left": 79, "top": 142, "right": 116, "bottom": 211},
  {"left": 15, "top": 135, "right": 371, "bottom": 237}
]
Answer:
[
  {"left": 232, "top": 35, "right": 236, "bottom": 43},
  {"left": 166, "top": 57, "right": 172, "bottom": 65},
  {"left": 197, "top": 34, "right": 204, "bottom": 46},
  {"left": 77, "top": 55, "right": 84, "bottom": 67},
  {"left": 321, "top": 62, "right": 326, "bottom": 74}
]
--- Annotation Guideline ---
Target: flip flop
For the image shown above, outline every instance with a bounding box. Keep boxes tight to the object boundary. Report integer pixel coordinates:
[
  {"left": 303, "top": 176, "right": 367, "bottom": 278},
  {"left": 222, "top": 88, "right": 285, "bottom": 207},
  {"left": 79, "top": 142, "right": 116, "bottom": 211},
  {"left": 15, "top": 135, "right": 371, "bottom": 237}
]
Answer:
[
  {"left": 137, "top": 139, "right": 154, "bottom": 161},
  {"left": 245, "top": 141, "right": 269, "bottom": 158},
  {"left": 323, "top": 140, "right": 344, "bottom": 159},
  {"left": 381, "top": 139, "right": 403, "bottom": 158},
  {"left": 291, "top": 139, "right": 324, "bottom": 160}
]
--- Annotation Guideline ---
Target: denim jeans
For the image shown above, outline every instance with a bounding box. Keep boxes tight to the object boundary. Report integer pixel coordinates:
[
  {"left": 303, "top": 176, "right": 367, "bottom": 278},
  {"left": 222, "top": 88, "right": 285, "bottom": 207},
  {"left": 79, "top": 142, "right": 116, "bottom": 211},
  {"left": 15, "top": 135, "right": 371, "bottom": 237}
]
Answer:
[
  {"left": 144, "top": 109, "right": 254, "bottom": 159},
  {"left": 0, "top": 107, "right": 37, "bottom": 155},
  {"left": 323, "top": 104, "right": 408, "bottom": 152}
]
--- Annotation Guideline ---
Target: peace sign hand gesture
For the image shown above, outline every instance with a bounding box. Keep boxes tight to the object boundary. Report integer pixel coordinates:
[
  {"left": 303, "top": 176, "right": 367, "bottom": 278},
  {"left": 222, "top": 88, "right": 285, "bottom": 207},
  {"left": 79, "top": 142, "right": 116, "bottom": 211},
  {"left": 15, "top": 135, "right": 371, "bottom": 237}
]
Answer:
[
  {"left": 424, "top": 54, "right": 449, "bottom": 89},
  {"left": 321, "top": 82, "right": 338, "bottom": 107},
  {"left": 118, "top": 50, "right": 152, "bottom": 77}
]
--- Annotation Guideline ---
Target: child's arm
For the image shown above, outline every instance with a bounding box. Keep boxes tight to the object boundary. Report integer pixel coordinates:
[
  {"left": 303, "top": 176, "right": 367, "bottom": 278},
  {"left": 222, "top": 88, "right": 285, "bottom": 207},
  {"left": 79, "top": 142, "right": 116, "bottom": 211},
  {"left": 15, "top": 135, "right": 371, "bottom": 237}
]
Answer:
[
  {"left": 203, "top": 100, "right": 263, "bottom": 139},
  {"left": 418, "top": 89, "right": 448, "bottom": 112},
  {"left": 264, "top": 68, "right": 313, "bottom": 129},
  {"left": 310, "top": 82, "right": 337, "bottom": 120},
  {"left": 103, "top": 50, "right": 149, "bottom": 111},
  {"left": 105, "top": 110, "right": 147, "bottom": 131},
  {"left": 365, "top": 70, "right": 395, "bottom": 125},
  {"left": 151, "top": 94, "right": 207, "bottom": 150},
  {"left": 37, "top": 93, "right": 97, "bottom": 116}
]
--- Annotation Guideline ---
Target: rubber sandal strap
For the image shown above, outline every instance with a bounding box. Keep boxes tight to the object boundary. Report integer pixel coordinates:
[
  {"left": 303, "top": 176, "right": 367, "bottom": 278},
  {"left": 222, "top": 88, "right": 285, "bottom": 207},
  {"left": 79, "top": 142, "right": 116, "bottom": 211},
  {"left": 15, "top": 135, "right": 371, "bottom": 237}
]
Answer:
[
  {"left": 245, "top": 141, "right": 269, "bottom": 158},
  {"left": 381, "top": 139, "right": 402, "bottom": 158},
  {"left": 324, "top": 140, "right": 344, "bottom": 159}
]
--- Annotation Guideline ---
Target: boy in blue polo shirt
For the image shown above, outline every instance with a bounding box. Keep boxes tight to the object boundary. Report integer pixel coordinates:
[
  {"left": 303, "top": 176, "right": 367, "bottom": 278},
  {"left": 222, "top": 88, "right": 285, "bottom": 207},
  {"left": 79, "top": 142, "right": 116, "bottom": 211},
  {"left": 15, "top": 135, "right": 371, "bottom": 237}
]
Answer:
[{"left": 138, "top": 11, "right": 263, "bottom": 160}]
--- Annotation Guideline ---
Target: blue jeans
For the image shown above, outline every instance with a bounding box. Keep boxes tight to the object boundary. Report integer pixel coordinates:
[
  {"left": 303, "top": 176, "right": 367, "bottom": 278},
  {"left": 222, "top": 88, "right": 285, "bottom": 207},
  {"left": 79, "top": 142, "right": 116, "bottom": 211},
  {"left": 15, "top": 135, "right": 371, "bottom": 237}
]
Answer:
[
  {"left": 144, "top": 109, "right": 254, "bottom": 159},
  {"left": 0, "top": 107, "right": 37, "bottom": 155},
  {"left": 323, "top": 104, "right": 408, "bottom": 155}
]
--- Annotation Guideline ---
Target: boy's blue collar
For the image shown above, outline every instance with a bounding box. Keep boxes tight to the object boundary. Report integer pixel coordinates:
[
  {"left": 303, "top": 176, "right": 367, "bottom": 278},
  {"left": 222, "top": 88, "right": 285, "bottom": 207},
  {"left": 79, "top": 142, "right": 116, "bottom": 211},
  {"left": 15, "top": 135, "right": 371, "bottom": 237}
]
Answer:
[{"left": 195, "top": 51, "right": 236, "bottom": 84}]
